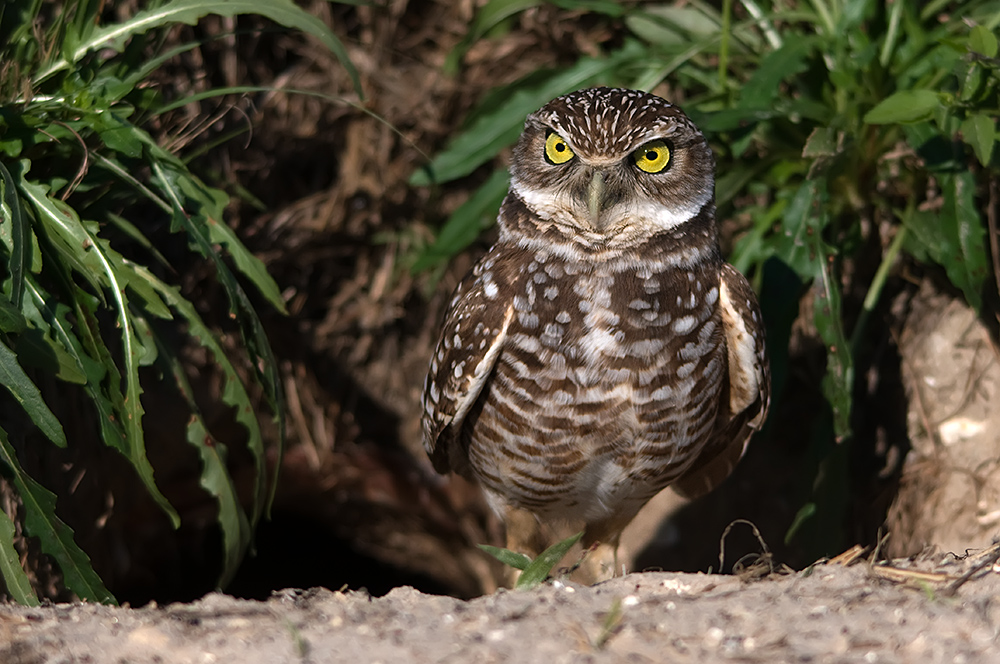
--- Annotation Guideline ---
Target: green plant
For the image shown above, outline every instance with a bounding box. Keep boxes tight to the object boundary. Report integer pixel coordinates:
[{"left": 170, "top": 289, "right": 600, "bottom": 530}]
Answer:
[
  {"left": 479, "top": 531, "right": 583, "bottom": 589},
  {"left": 0, "top": 0, "right": 359, "bottom": 605},
  {"left": 412, "top": 0, "right": 999, "bottom": 556}
]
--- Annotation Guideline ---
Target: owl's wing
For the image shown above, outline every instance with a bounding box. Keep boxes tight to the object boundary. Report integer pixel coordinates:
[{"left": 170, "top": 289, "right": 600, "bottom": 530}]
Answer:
[
  {"left": 422, "top": 260, "right": 514, "bottom": 476},
  {"left": 673, "top": 262, "right": 770, "bottom": 499}
]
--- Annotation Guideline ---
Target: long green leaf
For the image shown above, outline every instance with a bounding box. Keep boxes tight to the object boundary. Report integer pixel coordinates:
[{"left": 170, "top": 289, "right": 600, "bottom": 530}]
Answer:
[
  {"left": 0, "top": 339, "right": 67, "bottom": 448},
  {"left": 863, "top": 90, "right": 941, "bottom": 124},
  {"left": 412, "top": 169, "right": 509, "bottom": 271},
  {"left": 71, "top": 289, "right": 131, "bottom": 454},
  {"left": 0, "top": 160, "right": 29, "bottom": 308},
  {"left": 19, "top": 178, "right": 179, "bottom": 526},
  {"left": 811, "top": 230, "right": 853, "bottom": 441},
  {"left": 940, "top": 170, "right": 988, "bottom": 312},
  {"left": 777, "top": 180, "right": 853, "bottom": 440},
  {"left": 738, "top": 37, "right": 815, "bottom": 109},
  {"left": 410, "top": 43, "right": 641, "bottom": 186},
  {"left": 137, "top": 264, "right": 262, "bottom": 569},
  {"left": 32, "top": 0, "right": 362, "bottom": 96},
  {"left": 151, "top": 162, "right": 282, "bottom": 516},
  {"left": 0, "top": 501, "right": 39, "bottom": 606},
  {"left": 21, "top": 281, "right": 105, "bottom": 392},
  {"left": 152, "top": 332, "right": 250, "bottom": 589},
  {"left": 120, "top": 135, "right": 286, "bottom": 313},
  {"left": 0, "top": 426, "right": 115, "bottom": 604},
  {"left": 478, "top": 544, "right": 532, "bottom": 571},
  {"left": 516, "top": 531, "right": 583, "bottom": 589},
  {"left": 184, "top": 414, "right": 250, "bottom": 588}
]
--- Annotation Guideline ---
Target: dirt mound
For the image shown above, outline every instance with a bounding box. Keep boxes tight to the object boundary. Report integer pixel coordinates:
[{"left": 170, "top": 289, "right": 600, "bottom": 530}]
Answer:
[{"left": 3, "top": 548, "right": 998, "bottom": 663}]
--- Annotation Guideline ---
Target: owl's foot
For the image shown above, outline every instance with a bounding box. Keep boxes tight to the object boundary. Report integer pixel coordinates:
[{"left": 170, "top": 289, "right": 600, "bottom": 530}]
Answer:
[{"left": 571, "top": 540, "right": 625, "bottom": 584}]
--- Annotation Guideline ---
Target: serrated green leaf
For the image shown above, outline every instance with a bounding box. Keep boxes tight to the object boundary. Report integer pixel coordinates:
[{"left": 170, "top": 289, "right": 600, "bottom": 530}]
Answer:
[
  {"left": 135, "top": 264, "right": 267, "bottom": 547},
  {"left": 960, "top": 113, "right": 996, "bottom": 166},
  {"left": 13, "top": 328, "right": 88, "bottom": 385},
  {"left": 123, "top": 267, "right": 174, "bottom": 321},
  {"left": 412, "top": 169, "right": 509, "bottom": 271},
  {"left": 151, "top": 330, "right": 251, "bottom": 589},
  {"left": 940, "top": 171, "right": 988, "bottom": 311},
  {"left": 33, "top": 0, "right": 362, "bottom": 97},
  {"left": 0, "top": 506, "right": 39, "bottom": 606},
  {"left": 0, "top": 426, "right": 116, "bottom": 604},
  {"left": 411, "top": 44, "right": 640, "bottom": 186},
  {"left": 863, "top": 90, "right": 940, "bottom": 124},
  {"left": 17, "top": 174, "right": 109, "bottom": 297},
  {"left": 478, "top": 544, "right": 533, "bottom": 571},
  {"left": 516, "top": 531, "right": 583, "bottom": 589},
  {"left": 774, "top": 180, "right": 821, "bottom": 278},
  {"left": 776, "top": 180, "right": 852, "bottom": 440},
  {"left": 184, "top": 414, "right": 250, "bottom": 589},
  {"left": 802, "top": 126, "right": 839, "bottom": 158},
  {"left": 92, "top": 111, "right": 144, "bottom": 158},
  {"left": 739, "top": 37, "right": 815, "bottom": 110},
  {"left": 148, "top": 165, "right": 283, "bottom": 517},
  {"left": 0, "top": 339, "right": 67, "bottom": 448},
  {"left": 204, "top": 217, "right": 287, "bottom": 313},
  {"left": 70, "top": 290, "right": 131, "bottom": 453},
  {"left": 150, "top": 152, "right": 287, "bottom": 313},
  {"left": 969, "top": 25, "right": 998, "bottom": 57},
  {"left": 18, "top": 176, "right": 179, "bottom": 526}
]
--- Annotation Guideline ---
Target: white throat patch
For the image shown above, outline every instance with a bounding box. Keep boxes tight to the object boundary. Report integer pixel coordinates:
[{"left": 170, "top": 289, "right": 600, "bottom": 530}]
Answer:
[{"left": 511, "top": 177, "right": 710, "bottom": 235}]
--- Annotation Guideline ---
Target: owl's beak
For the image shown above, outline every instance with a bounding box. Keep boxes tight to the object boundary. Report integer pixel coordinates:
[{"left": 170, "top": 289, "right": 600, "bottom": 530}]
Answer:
[{"left": 587, "top": 170, "right": 606, "bottom": 228}]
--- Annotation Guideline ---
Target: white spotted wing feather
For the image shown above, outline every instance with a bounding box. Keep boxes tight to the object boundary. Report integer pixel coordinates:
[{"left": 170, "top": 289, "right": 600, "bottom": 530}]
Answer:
[
  {"left": 672, "top": 262, "right": 770, "bottom": 498},
  {"left": 422, "top": 257, "right": 513, "bottom": 475}
]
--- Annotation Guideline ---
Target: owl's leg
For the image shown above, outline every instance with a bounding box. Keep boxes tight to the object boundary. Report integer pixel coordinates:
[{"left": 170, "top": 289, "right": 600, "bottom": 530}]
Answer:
[
  {"left": 576, "top": 517, "right": 632, "bottom": 583},
  {"left": 502, "top": 505, "right": 547, "bottom": 587},
  {"left": 574, "top": 536, "right": 622, "bottom": 584}
]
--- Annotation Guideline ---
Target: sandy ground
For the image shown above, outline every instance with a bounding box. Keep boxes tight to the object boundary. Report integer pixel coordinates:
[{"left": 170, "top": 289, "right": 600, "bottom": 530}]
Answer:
[{"left": 2, "top": 548, "right": 998, "bottom": 664}]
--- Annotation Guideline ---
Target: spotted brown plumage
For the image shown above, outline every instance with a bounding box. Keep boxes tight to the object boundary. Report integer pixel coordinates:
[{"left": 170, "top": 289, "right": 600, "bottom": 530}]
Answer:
[{"left": 422, "top": 88, "right": 770, "bottom": 580}]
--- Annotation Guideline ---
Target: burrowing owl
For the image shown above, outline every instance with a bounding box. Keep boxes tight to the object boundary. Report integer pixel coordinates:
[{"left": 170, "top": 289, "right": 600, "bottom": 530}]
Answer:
[{"left": 422, "top": 87, "right": 769, "bottom": 579}]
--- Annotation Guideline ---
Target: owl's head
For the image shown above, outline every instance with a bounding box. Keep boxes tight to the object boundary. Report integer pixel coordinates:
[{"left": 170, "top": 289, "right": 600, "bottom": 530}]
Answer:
[{"left": 509, "top": 88, "right": 715, "bottom": 243}]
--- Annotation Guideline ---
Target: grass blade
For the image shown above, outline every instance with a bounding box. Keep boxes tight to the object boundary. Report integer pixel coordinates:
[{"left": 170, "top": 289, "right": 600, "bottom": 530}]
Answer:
[
  {"left": 478, "top": 544, "right": 532, "bottom": 571},
  {"left": 516, "top": 531, "right": 583, "bottom": 589},
  {"left": 412, "top": 169, "right": 509, "bottom": 271},
  {"left": 410, "top": 43, "right": 641, "bottom": 186},
  {"left": 0, "top": 426, "right": 116, "bottom": 604},
  {"left": 32, "top": 0, "right": 362, "bottom": 96}
]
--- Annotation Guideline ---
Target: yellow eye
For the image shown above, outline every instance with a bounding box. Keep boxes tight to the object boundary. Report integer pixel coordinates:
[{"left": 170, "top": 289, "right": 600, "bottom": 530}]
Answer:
[
  {"left": 633, "top": 139, "right": 671, "bottom": 173},
  {"left": 544, "top": 132, "right": 574, "bottom": 165}
]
